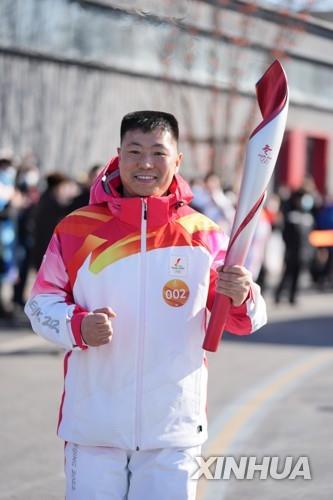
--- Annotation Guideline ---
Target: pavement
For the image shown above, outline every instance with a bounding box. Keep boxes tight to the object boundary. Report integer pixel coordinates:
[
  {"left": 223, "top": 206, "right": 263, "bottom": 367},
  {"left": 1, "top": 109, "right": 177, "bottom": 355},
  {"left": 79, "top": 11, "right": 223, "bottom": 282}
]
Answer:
[
  {"left": 0, "top": 319, "right": 58, "bottom": 355},
  {"left": 198, "top": 286, "right": 333, "bottom": 500}
]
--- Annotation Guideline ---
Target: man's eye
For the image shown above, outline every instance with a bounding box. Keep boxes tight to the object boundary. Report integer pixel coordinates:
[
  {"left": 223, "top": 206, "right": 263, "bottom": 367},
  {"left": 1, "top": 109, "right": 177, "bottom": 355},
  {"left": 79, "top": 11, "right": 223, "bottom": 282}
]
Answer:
[
  {"left": 129, "top": 150, "right": 140, "bottom": 154},
  {"left": 154, "top": 152, "right": 166, "bottom": 156}
]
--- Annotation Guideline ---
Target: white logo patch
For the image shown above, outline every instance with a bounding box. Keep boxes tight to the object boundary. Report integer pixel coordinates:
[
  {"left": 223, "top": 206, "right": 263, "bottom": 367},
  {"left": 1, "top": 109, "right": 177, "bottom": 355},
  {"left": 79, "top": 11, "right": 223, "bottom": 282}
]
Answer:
[{"left": 169, "top": 256, "right": 188, "bottom": 276}]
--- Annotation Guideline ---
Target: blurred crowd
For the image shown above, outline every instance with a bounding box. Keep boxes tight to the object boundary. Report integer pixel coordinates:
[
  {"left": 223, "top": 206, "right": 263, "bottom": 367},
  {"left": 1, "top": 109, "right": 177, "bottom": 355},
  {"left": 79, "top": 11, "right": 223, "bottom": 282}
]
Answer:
[
  {"left": 0, "top": 147, "right": 102, "bottom": 320},
  {"left": 190, "top": 173, "right": 333, "bottom": 305},
  {"left": 0, "top": 147, "right": 332, "bottom": 322}
]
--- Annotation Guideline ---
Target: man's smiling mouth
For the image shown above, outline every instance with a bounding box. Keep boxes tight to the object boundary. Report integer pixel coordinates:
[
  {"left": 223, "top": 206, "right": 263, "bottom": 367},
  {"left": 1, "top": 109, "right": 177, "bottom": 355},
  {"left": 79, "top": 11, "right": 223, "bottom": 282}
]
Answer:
[{"left": 134, "top": 175, "right": 158, "bottom": 181}]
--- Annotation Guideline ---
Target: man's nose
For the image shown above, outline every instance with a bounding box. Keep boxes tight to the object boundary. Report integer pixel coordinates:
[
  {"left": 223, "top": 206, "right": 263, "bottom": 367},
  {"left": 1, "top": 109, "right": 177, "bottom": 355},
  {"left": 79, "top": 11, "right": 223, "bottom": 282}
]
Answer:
[{"left": 139, "top": 154, "right": 154, "bottom": 168}]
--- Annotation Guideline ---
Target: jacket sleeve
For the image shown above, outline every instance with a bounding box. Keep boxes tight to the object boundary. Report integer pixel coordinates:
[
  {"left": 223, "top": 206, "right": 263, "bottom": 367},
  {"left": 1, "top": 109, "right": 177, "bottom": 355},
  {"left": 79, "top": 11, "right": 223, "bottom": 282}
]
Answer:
[
  {"left": 24, "top": 231, "right": 89, "bottom": 350},
  {"left": 206, "top": 230, "right": 267, "bottom": 335}
]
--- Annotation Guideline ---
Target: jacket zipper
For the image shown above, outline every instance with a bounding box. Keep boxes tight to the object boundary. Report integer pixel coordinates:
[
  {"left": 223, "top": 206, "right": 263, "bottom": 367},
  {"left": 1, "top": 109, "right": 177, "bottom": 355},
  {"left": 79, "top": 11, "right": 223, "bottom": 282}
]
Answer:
[{"left": 134, "top": 198, "right": 147, "bottom": 451}]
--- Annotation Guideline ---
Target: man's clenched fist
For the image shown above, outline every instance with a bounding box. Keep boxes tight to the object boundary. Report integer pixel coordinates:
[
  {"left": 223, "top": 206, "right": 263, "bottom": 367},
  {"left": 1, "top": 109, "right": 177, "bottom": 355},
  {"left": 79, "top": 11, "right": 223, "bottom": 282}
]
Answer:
[{"left": 81, "top": 307, "right": 116, "bottom": 347}]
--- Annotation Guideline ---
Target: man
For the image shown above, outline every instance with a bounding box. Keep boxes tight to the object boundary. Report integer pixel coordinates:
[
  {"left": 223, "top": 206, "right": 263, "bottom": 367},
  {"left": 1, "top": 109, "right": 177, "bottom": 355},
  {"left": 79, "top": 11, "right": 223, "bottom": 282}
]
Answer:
[{"left": 25, "top": 111, "right": 267, "bottom": 499}]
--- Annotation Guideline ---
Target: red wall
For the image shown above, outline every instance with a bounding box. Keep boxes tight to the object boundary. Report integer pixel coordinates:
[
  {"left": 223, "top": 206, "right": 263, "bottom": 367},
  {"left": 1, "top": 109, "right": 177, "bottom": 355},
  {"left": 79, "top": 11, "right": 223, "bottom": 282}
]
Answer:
[{"left": 276, "top": 129, "right": 329, "bottom": 194}]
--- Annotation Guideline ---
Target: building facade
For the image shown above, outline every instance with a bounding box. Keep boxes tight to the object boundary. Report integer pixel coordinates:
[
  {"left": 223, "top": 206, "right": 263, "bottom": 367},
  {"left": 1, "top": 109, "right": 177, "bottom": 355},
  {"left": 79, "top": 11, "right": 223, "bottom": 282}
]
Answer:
[{"left": 0, "top": 0, "right": 332, "bottom": 193}]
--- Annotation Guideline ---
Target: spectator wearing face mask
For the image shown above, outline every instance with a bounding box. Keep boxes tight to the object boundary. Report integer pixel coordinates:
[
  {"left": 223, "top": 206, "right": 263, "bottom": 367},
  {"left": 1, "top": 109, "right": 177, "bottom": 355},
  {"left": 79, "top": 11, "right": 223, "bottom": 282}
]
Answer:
[
  {"left": 274, "top": 188, "right": 315, "bottom": 305},
  {"left": 13, "top": 163, "right": 41, "bottom": 308},
  {"left": 0, "top": 149, "right": 18, "bottom": 317}
]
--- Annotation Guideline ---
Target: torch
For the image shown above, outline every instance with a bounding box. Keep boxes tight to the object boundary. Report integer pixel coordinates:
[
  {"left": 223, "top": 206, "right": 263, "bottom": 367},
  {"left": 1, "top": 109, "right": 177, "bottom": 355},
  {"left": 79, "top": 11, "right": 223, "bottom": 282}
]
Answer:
[{"left": 203, "top": 59, "right": 289, "bottom": 352}]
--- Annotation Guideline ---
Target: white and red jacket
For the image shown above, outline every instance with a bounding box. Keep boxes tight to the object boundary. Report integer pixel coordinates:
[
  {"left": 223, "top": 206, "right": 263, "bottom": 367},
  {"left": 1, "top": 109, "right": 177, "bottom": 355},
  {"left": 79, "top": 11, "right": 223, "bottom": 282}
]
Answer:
[{"left": 25, "top": 158, "right": 267, "bottom": 450}]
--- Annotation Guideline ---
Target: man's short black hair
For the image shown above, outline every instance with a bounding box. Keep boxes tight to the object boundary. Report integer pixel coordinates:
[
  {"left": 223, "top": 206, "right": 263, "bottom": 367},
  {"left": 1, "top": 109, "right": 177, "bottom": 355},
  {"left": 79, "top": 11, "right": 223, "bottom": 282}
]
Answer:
[{"left": 120, "top": 110, "right": 179, "bottom": 143}]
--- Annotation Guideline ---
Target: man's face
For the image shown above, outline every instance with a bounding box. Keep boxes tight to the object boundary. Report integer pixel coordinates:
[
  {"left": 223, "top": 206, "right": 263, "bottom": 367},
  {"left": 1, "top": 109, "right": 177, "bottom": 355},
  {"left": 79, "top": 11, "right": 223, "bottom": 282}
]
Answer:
[{"left": 117, "top": 128, "right": 182, "bottom": 197}]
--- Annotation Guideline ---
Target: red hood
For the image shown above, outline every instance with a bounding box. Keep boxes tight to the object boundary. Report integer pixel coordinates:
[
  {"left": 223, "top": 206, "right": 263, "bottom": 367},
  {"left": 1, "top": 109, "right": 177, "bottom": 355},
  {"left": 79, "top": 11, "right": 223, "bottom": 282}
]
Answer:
[{"left": 89, "top": 156, "right": 193, "bottom": 230}]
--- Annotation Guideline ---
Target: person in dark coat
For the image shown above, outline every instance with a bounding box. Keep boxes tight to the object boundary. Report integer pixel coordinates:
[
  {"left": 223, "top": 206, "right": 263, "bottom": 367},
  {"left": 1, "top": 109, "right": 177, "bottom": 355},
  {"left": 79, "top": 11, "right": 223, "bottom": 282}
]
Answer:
[
  {"left": 31, "top": 173, "right": 79, "bottom": 270},
  {"left": 69, "top": 164, "right": 102, "bottom": 211},
  {"left": 274, "top": 188, "right": 314, "bottom": 304},
  {"left": 13, "top": 164, "right": 40, "bottom": 307}
]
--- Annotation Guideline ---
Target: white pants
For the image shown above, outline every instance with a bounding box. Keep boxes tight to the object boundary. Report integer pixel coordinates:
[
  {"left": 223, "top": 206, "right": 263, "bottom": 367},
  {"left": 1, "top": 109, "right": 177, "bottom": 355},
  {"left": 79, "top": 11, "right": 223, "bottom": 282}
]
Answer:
[{"left": 64, "top": 442, "right": 201, "bottom": 500}]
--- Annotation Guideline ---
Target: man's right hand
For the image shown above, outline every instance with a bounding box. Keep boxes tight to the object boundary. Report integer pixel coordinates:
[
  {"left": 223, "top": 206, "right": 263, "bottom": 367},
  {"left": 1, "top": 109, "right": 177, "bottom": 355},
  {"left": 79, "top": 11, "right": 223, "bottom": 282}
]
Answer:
[{"left": 81, "top": 307, "right": 116, "bottom": 347}]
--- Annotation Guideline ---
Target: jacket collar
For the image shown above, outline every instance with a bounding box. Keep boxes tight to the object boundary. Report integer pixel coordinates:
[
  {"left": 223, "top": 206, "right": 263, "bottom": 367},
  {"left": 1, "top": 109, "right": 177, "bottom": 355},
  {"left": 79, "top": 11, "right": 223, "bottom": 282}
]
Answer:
[{"left": 89, "top": 156, "right": 193, "bottom": 230}]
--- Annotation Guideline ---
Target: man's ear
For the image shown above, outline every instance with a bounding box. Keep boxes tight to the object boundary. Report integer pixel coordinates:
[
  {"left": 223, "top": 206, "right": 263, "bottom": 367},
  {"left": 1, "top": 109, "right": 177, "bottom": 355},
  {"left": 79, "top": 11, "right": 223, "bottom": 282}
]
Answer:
[
  {"left": 117, "top": 147, "right": 121, "bottom": 158},
  {"left": 175, "top": 152, "right": 183, "bottom": 173}
]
